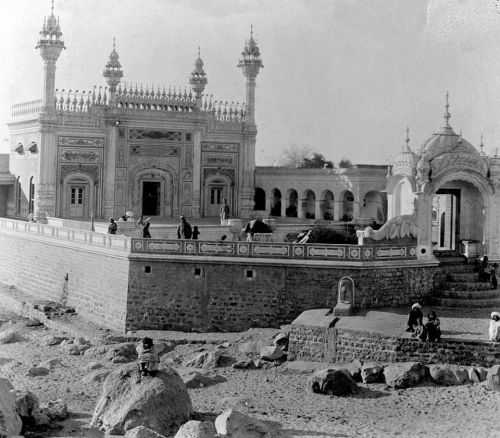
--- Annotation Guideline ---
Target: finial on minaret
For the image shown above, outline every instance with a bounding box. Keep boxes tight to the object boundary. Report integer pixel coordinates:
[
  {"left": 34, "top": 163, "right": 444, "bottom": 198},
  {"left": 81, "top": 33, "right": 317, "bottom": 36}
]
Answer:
[
  {"left": 444, "top": 92, "right": 451, "bottom": 127},
  {"left": 250, "top": 24, "right": 253, "bottom": 38},
  {"left": 480, "top": 133, "right": 485, "bottom": 156},
  {"left": 51, "top": 0, "right": 54, "bottom": 14},
  {"left": 190, "top": 48, "right": 207, "bottom": 109},
  {"left": 103, "top": 39, "right": 124, "bottom": 104},
  {"left": 405, "top": 127, "right": 410, "bottom": 149}
]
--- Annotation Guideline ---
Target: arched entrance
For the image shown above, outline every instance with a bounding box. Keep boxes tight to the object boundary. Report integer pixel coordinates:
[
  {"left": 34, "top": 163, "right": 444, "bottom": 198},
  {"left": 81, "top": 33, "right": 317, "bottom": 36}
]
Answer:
[
  {"left": 271, "top": 188, "right": 282, "bottom": 216},
  {"left": 304, "top": 190, "right": 316, "bottom": 219},
  {"left": 254, "top": 187, "right": 266, "bottom": 211},
  {"left": 340, "top": 190, "right": 354, "bottom": 221},
  {"left": 61, "top": 173, "right": 95, "bottom": 219},
  {"left": 130, "top": 162, "right": 176, "bottom": 218},
  {"left": 321, "top": 190, "right": 334, "bottom": 220},
  {"left": 204, "top": 174, "right": 233, "bottom": 218},
  {"left": 285, "top": 189, "right": 298, "bottom": 217}
]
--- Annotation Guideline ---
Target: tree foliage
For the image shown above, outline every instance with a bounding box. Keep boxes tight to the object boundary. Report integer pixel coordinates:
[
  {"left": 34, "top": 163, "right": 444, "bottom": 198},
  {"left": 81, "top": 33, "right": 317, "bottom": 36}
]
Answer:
[
  {"left": 300, "top": 153, "right": 334, "bottom": 169},
  {"left": 278, "top": 145, "right": 312, "bottom": 168},
  {"left": 338, "top": 158, "right": 353, "bottom": 168}
]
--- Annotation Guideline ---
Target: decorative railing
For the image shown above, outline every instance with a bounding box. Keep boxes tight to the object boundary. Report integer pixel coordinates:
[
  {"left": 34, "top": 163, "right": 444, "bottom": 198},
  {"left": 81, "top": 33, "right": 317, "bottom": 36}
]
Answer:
[
  {"left": 200, "top": 95, "right": 246, "bottom": 122},
  {"left": 54, "top": 87, "right": 105, "bottom": 112},
  {"left": 130, "top": 238, "right": 417, "bottom": 261},
  {"left": 11, "top": 99, "right": 43, "bottom": 118},
  {"left": 0, "top": 218, "right": 130, "bottom": 251},
  {"left": 116, "top": 83, "right": 196, "bottom": 112}
]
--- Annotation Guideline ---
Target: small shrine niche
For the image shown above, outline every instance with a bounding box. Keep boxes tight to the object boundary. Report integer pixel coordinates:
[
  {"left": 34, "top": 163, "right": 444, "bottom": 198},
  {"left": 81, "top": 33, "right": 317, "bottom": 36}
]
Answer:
[{"left": 334, "top": 276, "right": 355, "bottom": 316}]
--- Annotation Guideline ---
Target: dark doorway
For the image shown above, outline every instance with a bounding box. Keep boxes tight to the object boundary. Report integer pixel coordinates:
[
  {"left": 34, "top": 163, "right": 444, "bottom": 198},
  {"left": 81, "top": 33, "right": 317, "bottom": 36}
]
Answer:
[
  {"left": 434, "top": 188, "right": 460, "bottom": 252},
  {"left": 142, "top": 181, "right": 161, "bottom": 216}
]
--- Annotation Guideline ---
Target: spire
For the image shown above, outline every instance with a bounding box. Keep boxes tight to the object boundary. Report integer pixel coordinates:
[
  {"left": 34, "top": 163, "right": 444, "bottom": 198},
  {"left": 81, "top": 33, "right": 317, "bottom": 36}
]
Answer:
[
  {"left": 480, "top": 133, "right": 485, "bottom": 156},
  {"left": 444, "top": 92, "right": 451, "bottom": 128},
  {"left": 190, "top": 47, "right": 207, "bottom": 108},
  {"left": 403, "top": 127, "right": 410, "bottom": 152}
]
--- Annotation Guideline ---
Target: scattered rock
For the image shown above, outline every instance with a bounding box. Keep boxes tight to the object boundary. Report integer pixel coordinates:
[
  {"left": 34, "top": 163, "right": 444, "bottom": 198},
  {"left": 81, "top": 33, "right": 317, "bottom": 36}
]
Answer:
[
  {"left": 26, "top": 318, "right": 43, "bottom": 327},
  {"left": 259, "top": 345, "right": 285, "bottom": 362},
  {"left": 429, "top": 364, "right": 470, "bottom": 386},
  {"left": 39, "top": 358, "right": 62, "bottom": 370},
  {"left": 272, "top": 332, "right": 289, "bottom": 351},
  {"left": 27, "top": 367, "right": 50, "bottom": 376},
  {"left": 125, "top": 425, "right": 167, "bottom": 438},
  {"left": 486, "top": 364, "right": 500, "bottom": 391},
  {"left": 40, "top": 398, "right": 68, "bottom": 420},
  {"left": 384, "top": 362, "right": 427, "bottom": 389},
  {"left": 176, "top": 368, "right": 227, "bottom": 388},
  {"left": 82, "top": 361, "right": 105, "bottom": 372},
  {"left": 232, "top": 359, "right": 258, "bottom": 370},
  {"left": 44, "top": 335, "right": 67, "bottom": 346},
  {"left": 307, "top": 368, "right": 358, "bottom": 396},
  {"left": 83, "top": 369, "right": 111, "bottom": 384},
  {"left": 183, "top": 350, "right": 221, "bottom": 369},
  {"left": 106, "top": 343, "right": 138, "bottom": 363},
  {"left": 238, "top": 341, "right": 259, "bottom": 355},
  {"left": 345, "top": 359, "right": 362, "bottom": 382},
  {"left": 0, "top": 330, "right": 22, "bottom": 344},
  {"left": 215, "top": 409, "right": 271, "bottom": 438},
  {"left": 475, "top": 367, "right": 489, "bottom": 382},
  {"left": 91, "top": 362, "right": 193, "bottom": 435},
  {"left": 175, "top": 420, "right": 217, "bottom": 438},
  {"left": 468, "top": 367, "right": 481, "bottom": 383},
  {"left": 14, "top": 389, "right": 39, "bottom": 418},
  {"left": 0, "top": 378, "right": 23, "bottom": 436},
  {"left": 361, "top": 364, "right": 385, "bottom": 384},
  {"left": 63, "top": 344, "right": 82, "bottom": 355}
]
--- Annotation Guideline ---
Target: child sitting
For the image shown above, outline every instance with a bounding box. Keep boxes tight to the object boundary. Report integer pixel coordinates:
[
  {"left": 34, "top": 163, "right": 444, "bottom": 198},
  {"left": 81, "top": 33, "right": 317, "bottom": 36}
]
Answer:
[
  {"left": 425, "top": 311, "right": 441, "bottom": 343},
  {"left": 136, "top": 337, "right": 159, "bottom": 378}
]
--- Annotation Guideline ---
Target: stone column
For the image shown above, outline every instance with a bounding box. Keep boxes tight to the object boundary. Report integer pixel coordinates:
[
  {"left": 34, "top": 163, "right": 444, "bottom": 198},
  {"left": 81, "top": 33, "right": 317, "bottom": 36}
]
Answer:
[
  {"left": 192, "top": 131, "right": 202, "bottom": 218},
  {"left": 265, "top": 196, "right": 272, "bottom": 216},
  {"left": 102, "top": 117, "right": 117, "bottom": 219},
  {"left": 239, "top": 129, "right": 257, "bottom": 219},
  {"left": 333, "top": 199, "right": 342, "bottom": 221},
  {"left": 416, "top": 192, "right": 434, "bottom": 260},
  {"left": 35, "top": 115, "right": 58, "bottom": 220},
  {"left": 315, "top": 199, "right": 322, "bottom": 220},
  {"left": 298, "top": 198, "right": 305, "bottom": 219},
  {"left": 281, "top": 199, "right": 287, "bottom": 217}
]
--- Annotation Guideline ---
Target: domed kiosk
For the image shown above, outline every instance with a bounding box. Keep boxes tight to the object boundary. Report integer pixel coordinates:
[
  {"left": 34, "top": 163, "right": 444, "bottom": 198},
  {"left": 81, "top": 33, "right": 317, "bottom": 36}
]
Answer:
[{"left": 387, "top": 95, "right": 495, "bottom": 260}]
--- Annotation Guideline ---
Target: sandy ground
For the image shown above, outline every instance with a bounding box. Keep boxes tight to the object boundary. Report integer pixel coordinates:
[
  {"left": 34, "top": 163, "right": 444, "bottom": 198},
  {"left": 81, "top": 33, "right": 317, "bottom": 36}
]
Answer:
[{"left": 1, "top": 308, "right": 500, "bottom": 438}]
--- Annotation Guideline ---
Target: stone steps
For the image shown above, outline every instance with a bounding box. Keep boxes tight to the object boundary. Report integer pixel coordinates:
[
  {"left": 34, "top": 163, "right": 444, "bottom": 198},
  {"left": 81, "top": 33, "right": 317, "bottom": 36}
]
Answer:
[
  {"left": 447, "top": 272, "right": 480, "bottom": 282},
  {"left": 434, "top": 289, "right": 500, "bottom": 299},
  {"left": 431, "top": 296, "right": 500, "bottom": 308},
  {"left": 439, "top": 281, "right": 492, "bottom": 291}
]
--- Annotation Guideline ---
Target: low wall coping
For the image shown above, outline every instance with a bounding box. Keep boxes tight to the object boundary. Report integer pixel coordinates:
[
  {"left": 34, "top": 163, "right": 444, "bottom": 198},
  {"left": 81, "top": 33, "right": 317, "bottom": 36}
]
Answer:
[{"left": 290, "top": 308, "right": 337, "bottom": 328}]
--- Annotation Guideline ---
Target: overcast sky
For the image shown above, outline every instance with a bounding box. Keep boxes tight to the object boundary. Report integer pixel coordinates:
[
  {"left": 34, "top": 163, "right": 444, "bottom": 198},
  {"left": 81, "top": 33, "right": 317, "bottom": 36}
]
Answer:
[{"left": 1, "top": 0, "right": 500, "bottom": 165}]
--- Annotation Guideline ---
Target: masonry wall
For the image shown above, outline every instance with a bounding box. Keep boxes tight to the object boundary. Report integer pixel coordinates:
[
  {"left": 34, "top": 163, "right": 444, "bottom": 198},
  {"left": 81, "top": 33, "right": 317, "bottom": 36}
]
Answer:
[
  {"left": 0, "top": 233, "right": 129, "bottom": 331},
  {"left": 288, "top": 325, "right": 500, "bottom": 367},
  {"left": 126, "top": 257, "right": 436, "bottom": 332}
]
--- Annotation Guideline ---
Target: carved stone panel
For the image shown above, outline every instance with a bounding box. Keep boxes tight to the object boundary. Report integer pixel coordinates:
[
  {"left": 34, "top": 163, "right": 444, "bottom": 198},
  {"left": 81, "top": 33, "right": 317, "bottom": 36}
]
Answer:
[
  {"left": 202, "top": 143, "right": 239, "bottom": 152},
  {"left": 116, "top": 142, "right": 127, "bottom": 167},
  {"left": 60, "top": 164, "right": 100, "bottom": 182},
  {"left": 60, "top": 148, "right": 102, "bottom": 162},
  {"left": 116, "top": 168, "right": 127, "bottom": 180},
  {"left": 202, "top": 153, "right": 237, "bottom": 167},
  {"left": 129, "top": 144, "right": 180, "bottom": 156},
  {"left": 129, "top": 130, "right": 182, "bottom": 141},
  {"left": 115, "top": 181, "right": 126, "bottom": 204},
  {"left": 59, "top": 136, "right": 104, "bottom": 147},
  {"left": 203, "top": 168, "right": 235, "bottom": 182},
  {"left": 184, "top": 144, "right": 193, "bottom": 167},
  {"left": 183, "top": 182, "right": 192, "bottom": 203}
]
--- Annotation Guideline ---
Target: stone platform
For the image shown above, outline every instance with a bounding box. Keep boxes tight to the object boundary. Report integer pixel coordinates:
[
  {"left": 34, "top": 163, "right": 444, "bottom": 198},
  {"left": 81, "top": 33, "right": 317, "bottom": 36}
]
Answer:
[{"left": 288, "top": 308, "right": 500, "bottom": 367}]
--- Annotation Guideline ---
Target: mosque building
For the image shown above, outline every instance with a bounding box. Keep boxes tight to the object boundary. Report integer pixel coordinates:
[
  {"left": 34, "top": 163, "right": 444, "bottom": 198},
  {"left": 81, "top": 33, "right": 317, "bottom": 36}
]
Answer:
[{"left": 2, "top": 3, "right": 500, "bottom": 262}]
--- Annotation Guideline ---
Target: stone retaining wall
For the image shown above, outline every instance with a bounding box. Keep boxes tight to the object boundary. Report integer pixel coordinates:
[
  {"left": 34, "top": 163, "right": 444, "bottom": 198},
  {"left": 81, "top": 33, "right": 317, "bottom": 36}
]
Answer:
[{"left": 289, "top": 324, "right": 500, "bottom": 367}]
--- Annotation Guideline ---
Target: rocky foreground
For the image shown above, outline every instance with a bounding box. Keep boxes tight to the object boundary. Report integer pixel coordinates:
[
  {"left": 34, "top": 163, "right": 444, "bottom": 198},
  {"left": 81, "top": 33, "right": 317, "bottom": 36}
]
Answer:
[{"left": 1, "top": 310, "right": 500, "bottom": 438}]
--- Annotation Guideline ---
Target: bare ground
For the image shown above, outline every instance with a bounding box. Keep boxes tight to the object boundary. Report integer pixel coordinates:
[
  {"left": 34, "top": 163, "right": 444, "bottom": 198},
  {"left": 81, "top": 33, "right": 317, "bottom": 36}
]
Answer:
[{"left": 1, "top": 309, "right": 500, "bottom": 438}]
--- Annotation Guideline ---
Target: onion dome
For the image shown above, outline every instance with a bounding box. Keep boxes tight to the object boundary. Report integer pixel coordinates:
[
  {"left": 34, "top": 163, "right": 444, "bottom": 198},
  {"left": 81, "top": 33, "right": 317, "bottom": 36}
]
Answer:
[{"left": 392, "top": 127, "right": 419, "bottom": 177}]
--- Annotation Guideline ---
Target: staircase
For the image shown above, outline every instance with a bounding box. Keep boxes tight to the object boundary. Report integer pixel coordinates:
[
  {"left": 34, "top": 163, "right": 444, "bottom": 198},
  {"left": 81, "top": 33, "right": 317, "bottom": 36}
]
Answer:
[{"left": 432, "top": 256, "right": 500, "bottom": 307}]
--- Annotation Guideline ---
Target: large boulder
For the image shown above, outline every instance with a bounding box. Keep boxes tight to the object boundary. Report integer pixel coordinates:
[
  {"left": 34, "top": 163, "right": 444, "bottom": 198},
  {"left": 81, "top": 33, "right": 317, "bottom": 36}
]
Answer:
[
  {"left": 0, "top": 378, "right": 23, "bottom": 437},
  {"left": 91, "top": 362, "right": 193, "bottom": 435},
  {"left": 272, "top": 333, "right": 289, "bottom": 351},
  {"left": 83, "top": 369, "right": 111, "bottom": 384},
  {"left": 175, "top": 420, "right": 217, "bottom": 438},
  {"left": 14, "top": 389, "right": 40, "bottom": 418},
  {"left": 215, "top": 409, "right": 270, "bottom": 438},
  {"left": 183, "top": 350, "right": 221, "bottom": 369},
  {"left": 27, "top": 366, "right": 50, "bottom": 376},
  {"left": 429, "top": 364, "right": 470, "bottom": 386},
  {"left": 0, "top": 330, "right": 22, "bottom": 344},
  {"left": 486, "top": 365, "right": 500, "bottom": 391},
  {"left": 307, "top": 368, "right": 358, "bottom": 396},
  {"left": 361, "top": 364, "right": 384, "bottom": 384},
  {"left": 344, "top": 360, "right": 362, "bottom": 382},
  {"left": 105, "top": 343, "right": 138, "bottom": 364},
  {"left": 384, "top": 362, "right": 427, "bottom": 389}
]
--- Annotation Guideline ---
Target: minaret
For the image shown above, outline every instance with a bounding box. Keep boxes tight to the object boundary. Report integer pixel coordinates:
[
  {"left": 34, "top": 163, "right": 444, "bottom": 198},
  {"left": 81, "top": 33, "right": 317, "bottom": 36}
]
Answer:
[
  {"left": 36, "top": 0, "right": 65, "bottom": 111},
  {"left": 103, "top": 38, "right": 124, "bottom": 105},
  {"left": 189, "top": 47, "right": 207, "bottom": 110},
  {"left": 238, "top": 26, "right": 263, "bottom": 124}
]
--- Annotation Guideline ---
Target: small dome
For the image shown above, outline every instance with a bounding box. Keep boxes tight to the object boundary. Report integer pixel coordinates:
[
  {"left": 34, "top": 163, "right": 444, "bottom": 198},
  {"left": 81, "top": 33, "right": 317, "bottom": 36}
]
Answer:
[{"left": 418, "top": 125, "right": 480, "bottom": 161}]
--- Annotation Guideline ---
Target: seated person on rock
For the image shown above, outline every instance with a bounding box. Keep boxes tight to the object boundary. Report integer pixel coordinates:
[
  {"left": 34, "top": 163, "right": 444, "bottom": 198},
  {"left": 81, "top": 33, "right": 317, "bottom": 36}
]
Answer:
[
  {"left": 425, "top": 311, "right": 441, "bottom": 343},
  {"left": 405, "top": 303, "right": 423, "bottom": 333},
  {"left": 490, "top": 263, "right": 498, "bottom": 289},
  {"left": 136, "top": 337, "right": 160, "bottom": 377},
  {"left": 489, "top": 311, "right": 500, "bottom": 342}
]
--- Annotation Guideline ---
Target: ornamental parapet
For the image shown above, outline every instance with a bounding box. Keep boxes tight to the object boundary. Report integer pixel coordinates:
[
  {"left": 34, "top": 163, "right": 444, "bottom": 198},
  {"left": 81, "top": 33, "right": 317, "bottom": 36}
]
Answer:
[
  {"left": 130, "top": 238, "right": 417, "bottom": 261},
  {"left": 11, "top": 99, "right": 43, "bottom": 119},
  {"left": 200, "top": 95, "right": 246, "bottom": 122}
]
